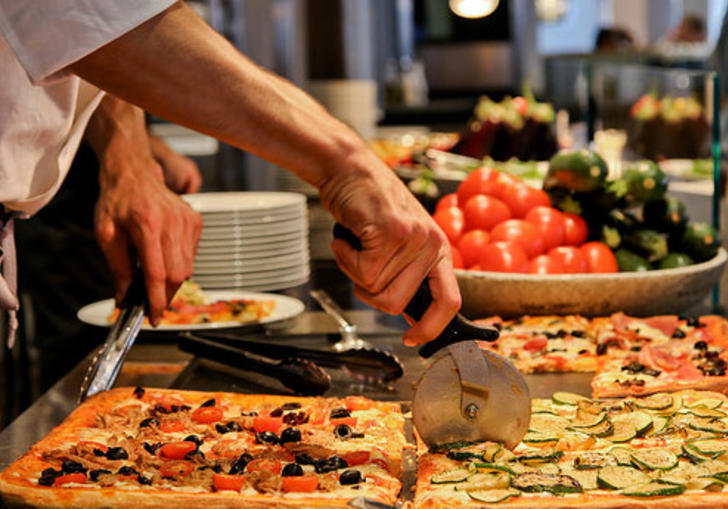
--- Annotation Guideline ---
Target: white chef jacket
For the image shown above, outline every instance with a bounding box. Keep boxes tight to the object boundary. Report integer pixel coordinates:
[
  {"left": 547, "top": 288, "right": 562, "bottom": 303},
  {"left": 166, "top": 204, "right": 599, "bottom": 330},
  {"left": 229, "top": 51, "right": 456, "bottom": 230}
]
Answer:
[{"left": 0, "top": 0, "right": 176, "bottom": 347}]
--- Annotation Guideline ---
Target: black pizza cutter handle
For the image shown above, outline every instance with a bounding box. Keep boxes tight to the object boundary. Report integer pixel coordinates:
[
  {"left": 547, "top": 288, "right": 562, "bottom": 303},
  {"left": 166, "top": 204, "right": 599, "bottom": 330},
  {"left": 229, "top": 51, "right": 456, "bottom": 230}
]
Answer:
[{"left": 333, "top": 223, "right": 499, "bottom": 358}]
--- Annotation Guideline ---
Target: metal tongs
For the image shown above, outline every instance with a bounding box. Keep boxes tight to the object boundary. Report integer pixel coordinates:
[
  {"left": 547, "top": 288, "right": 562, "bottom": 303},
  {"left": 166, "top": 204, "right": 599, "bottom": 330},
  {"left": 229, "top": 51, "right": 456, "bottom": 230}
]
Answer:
[
  {"left": 79, "top": 268, "right": 147, "bottom": 402},
  {"left": 334, "top": 224, "right": 531, "bottom": 449}
]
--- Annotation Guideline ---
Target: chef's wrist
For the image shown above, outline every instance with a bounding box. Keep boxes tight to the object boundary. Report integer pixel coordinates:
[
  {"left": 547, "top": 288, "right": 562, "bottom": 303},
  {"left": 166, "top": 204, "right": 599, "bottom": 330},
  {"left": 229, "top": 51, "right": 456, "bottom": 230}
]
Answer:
[{"left": 85, "top": 96, "right": 150, "bottom": 165}]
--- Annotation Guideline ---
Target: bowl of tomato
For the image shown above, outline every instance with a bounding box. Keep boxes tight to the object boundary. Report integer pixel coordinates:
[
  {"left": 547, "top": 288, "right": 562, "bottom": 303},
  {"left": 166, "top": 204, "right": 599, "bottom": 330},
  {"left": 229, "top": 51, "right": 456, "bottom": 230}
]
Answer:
[{"left": 455, "top": 247, "right": 726, "bottom": 318}]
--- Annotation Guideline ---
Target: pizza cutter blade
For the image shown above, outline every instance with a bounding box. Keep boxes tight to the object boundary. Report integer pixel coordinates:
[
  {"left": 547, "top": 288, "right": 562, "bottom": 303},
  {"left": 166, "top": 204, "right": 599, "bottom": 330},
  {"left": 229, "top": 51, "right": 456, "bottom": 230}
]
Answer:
[{"left": 332, "top": 224, "right": 531, "bottom": 449}]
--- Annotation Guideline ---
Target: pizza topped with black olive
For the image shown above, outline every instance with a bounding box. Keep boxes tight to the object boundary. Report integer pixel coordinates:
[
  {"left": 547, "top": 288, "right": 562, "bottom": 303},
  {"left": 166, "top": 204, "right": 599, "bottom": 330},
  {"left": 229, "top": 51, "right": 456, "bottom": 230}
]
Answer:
[{"left": 0, "top": 388, "right": 404, "bottom": 508}]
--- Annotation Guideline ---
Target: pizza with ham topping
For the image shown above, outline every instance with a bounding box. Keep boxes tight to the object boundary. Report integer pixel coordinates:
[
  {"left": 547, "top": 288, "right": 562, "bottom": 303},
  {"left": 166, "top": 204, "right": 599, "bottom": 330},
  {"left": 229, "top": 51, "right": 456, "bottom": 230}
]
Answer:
[{"left": 0, "top": 388, "right": 404, "bottom": 508}]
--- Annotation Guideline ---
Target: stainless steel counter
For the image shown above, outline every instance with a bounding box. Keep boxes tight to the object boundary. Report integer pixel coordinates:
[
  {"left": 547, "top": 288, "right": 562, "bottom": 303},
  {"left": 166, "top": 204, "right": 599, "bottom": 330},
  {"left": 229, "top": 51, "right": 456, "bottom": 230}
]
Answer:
[{"left": 0, "top": 310, "right": 593, "bottom": 472}]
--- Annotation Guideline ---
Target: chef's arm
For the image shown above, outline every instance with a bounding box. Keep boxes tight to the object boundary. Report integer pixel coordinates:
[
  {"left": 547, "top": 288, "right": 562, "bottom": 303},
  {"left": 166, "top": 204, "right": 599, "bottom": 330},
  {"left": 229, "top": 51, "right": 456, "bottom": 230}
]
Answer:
[
  {"left": 69, "top": 1, "right": 460, "bottom": 343},
  {"left": 84, "top": 94, "right": 202, "bottom": 324}
]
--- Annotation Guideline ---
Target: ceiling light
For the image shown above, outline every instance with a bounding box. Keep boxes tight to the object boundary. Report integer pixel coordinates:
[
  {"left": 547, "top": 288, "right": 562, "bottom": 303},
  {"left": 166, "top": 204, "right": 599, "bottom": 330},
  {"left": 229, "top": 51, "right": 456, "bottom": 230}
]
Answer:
[{"left": 449, "top": 0, "right": 499, "bottom": 19}]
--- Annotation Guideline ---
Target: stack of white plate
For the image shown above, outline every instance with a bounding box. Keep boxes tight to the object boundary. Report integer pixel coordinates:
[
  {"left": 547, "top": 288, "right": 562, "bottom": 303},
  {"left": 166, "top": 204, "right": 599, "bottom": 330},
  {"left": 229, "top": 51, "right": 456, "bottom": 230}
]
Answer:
[{"left": 182, "top": 192, "right": 310, "bottom": 291}]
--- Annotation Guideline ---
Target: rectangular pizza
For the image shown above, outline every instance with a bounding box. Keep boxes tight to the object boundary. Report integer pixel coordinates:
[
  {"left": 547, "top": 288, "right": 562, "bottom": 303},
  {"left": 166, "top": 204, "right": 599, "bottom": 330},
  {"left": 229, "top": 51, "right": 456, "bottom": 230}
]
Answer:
[
  {"left": 0, "top": 387, "right": 405, "bottom": 508},
  {"left": 415, "top": 389, "right": 728, "bottom": 508}
]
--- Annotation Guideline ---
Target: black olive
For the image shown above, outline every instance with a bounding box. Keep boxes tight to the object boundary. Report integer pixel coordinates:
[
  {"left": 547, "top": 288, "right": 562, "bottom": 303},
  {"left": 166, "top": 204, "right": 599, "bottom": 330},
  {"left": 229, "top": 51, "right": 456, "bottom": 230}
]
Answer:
[
  {"left": 133, "top": 387, "right": 145, "bottom": 399},
  {"left": 138, "top": 476, "right": 152, "bottom": 485},
  {"left": 543, "top": 331, "right": 557, "bottom": 339},
  {"left": 708, "top": 367, "right": 727, "bottom": 376},
  {"left": 314, "top": 456, "right": 348, "bottom": 473},
  {"left": 183, "top": 435, "right": 203, "bottom": 446},
  {"left": 281, "top": 463, "right": 304, "bottom": 477},
  {"left": 229, "top": 453, "right": 253, "bottom": 475},
  {"left": 38, "top": 469, "right": 63, "bottom": 486},
  {"left": 672, "top": 328, "right": 687, "bottom": 339},
  {"left": 621, "top": 361, "right": 644, "bottom": 374},
  {"left": 706, "top": 350, "right": 721, "bottom": 360},
  {"left": 630, "top": 346, "right": 642, "bottom": 352},
  {"left": 694, "top": 340, "right": 708, "bottom": 350},
  {"left": 493, "top": 322, "right": 502, "bottom": 331},
  {"left": 93, "top": 447, "right": 106, "bottom": 457},
  {"left": 118, "top": 466, "right": 138, "bottom": 476},
  {"left": 596, "top": 343, "right": 608, "bottom": 356},
  {"left": 270, "top": 407, "right": 283, "bottom": 417},
  {"left": 283, "top": 411, "right": 309, "bottom": 425},
  {"left": 578, "top": 349, "right": 588, "bottom": 354},
  {"left": 280, "top": 427, "right": 302, "bottom": 444},
  {"left": 143, "top": 442, "right": 162, "bottom": 455},
  {"left": 241, "top": 410, "right": 259, "bottom": 417},
  {"left": 571, "top": 330, "right": 586, "bottom": 338},
  {"left": 330, "top": 408, "right": 350, "bottom": 419},
  {"left": 200, "top": 398, "right": 216, "bottom": 408},
  {"left": 215, "top": 422, "right": 241, "bottom": 434},
  {"left": 256, "top": 431, "right": 279, "bottom": 445},
  {"left": 685, "top": 317, "right": 702, "bottom": 327},
  {"left": 334, "top": 424, "right": 352, "bottom": 439},
  {"left": 295, "top": 454, "right": 316, "bottom": 465},
  {"left": 339, "top": 469, "right": 363, "bottom": 485},
  {"left": 714, "top": 358, "right": 727, "bottom": 369},
  {"left": 62, "top": 460, "right": 86, "bottom": 474},
  {"left": 281, "top": 402, "right": 302, "bottom": 411},
  {"left": 89, "top": 469, "right": 111, "bottom": 482},
  {"left": 350, "top": 432, "right": 365, "bottom": 439},
  {"left": 106, "top": 447, "right": 128, "bottom": 460},
  {"left": 153, "top": 404, "right": 172, "bottom": 415},
  {"left": 42, "top": 468, "right": 61, "bottom": 477},
  {"left": 643, "top": 368, "right": 661, "bottom": 377},
  {"left": 139, "top": 417, "right": 159, "bottom": 428},
  {"left": 180, "top": 405, "right": 192, "bottom": 412}
]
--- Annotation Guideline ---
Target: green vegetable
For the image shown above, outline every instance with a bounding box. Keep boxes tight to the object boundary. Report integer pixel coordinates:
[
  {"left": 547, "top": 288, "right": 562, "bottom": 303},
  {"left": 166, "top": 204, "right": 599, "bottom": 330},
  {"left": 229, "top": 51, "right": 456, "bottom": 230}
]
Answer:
[
  {"left": 466, "top": 488, "right": 521, "bottom": 503},
  {"left": 552, "top": 392, "right": 589, "bottom": 406},
  {"left": 454, "top": 470, "right": 510, "bottom": 491},
  {"left": 659, "top": 253, "right": 694, "bottom": 269},
  {"left": 615, "top": 248, "right": 651, "bottom": 272},
  {"left": 621, "top": 481, "right": 685, "bottom": 497},
  {"left": 610, "top": 447, "right": 638, "bottom": 466},
  {"left": 471, "top": 463, "right": 516, "bottom": 475},
  {"left": 430, "top": 468, "right": 471, "bottom": 484},
  {"left": 545, "top": 150, "right": 608, "bottom": 193},
  {"left": 680, "top": 222, "right": 721, "bottom": 262},
  {"left": 686, "top": 439, "right": 728, "bottom": 457},
  {"left": 573, "top": 452, "right": 617, "bottom": 470},
  {"left": 635, "top": 393, "right": 674, "bottom": 410},
  {"left": 623, "top": 229, "right": 669, "bottom": 262},
  {"left": 631, "top": 449, "right": 679, "bottom": 470},
  {"left": 597, "top": 465, "right": 651, "bottom": 489},
  {"left": 601, "top": 225, "right": 622, "bottom": 249},
  {"left": 621, "top": 161, "right": 668, "bottom": 203},
  {"left": 643, "top": 197, "right": 688, "bottom": 236},
  {"left": 682, "top": 443, "right": 719, "bottom": 463},
  {"left": 511, "top": 472, "right": 582, "bottom": 494},
  {"left": 515, "top": 450, "right": 563, "bottom": 464}
]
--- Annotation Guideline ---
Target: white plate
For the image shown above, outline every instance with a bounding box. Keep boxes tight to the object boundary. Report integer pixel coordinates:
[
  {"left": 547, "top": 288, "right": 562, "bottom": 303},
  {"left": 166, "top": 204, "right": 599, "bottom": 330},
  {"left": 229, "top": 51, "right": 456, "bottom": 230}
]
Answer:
[
  {"left": 77, "top": 291, "right": 306, "bottom": 330},
  {"left": 192, "top": 266, "right": 309, "bottom": 285},
  {"left": 193, "top": 252, "right": 309, "bottom": 274},
  {"left": 183, "top": 192, "right": 305, "bottom": 213},
  {"left": 194, "top": 245, "right": 307, "bottom": 262},
  {"left": 199, "top": 218, "right": 307, "bottom": 240},
  {"left": 197, "top": 275, "right": 310, "bottom": 292},
  {"left": 196, "top": 231, "right": 307, "bottom": 249},
  {"left": 200, "top": 209, "right": 305, "bottom": 227}
]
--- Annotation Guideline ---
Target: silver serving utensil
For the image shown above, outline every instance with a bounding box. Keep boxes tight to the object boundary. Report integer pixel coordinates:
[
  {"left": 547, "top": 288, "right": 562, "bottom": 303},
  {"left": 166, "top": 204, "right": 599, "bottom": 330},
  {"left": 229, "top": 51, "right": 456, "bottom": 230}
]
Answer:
[{"left": 78, "top": 269, "right": 147, "bottom": 402}]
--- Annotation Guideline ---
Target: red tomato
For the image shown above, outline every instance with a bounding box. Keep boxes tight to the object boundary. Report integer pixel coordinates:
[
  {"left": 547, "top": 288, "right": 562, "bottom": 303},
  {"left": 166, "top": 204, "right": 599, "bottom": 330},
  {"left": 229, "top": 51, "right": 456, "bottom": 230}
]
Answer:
[
  {"left": 192, "top": 406, "right": 223, "bottom": 424},
  {"left": 527, "top": 255, "right": 565, "bottom": 274},
  {"left": 456, "top": 229, "right": 490, "bottom": 268},
  {"left": 523, "top": 337, "right": 548, "bottom": 351},
  {"left": 159, "top": 460, "right": 194, "bottom": 478},
  {"left": 450, "top": 245, "right": 464, "bottom": 269},
  {"left": 490, "top": 220, "right": 545, "bottom": 258},
  {"left": 246, "top": 459, "right": 282, "bottom": 475},
  {"left": 562, "top": 213, "right": 589, "bottom": 246},
  {"left": 159, "top": 441, "right": 197, "bottom": 460},
  {"left": 282, "top": 475, "right": 319, "bottom": 493},
  {"left": 432, "top": 207, "right": 465, "bottom": 244},
  {"left": 580, "top": 242, "right": 618, "bottom": 273},
  {"left": 469, "top": 264, "right": 482, "bottom": 270},
  {"left": 252, "top": 416, "right": 283, "bottom": 433},
  {"left": 512, "top": 96, "right": 529, "bottom": 116},
  {"left": 525, "top": 206, "right": 565, "bottom": 251},
  {"left": 435, "top": 193, "right": 458, "bottom": 213},
  {"left": 463, "top": 195, "right": 511, "bottom": 231},
  {"left": 330, "top": 417, "right": 357, "bottom": 427},
  {"left": 213, "top": 473, "right": 246, "bottom": 491},
  {"left": 478, "top": 242, "right": 528, "bottom": 273},
  {"left": 160, "top": 420, "right": 185, "bottom": 433},
  {"left": 547, "top": 246, "right": 588, "bottom": 274},
  {"left": 53, "top": 473, "right": 86, "bottom": 486},
  {"left": 344, "top": 395, "right": 373, "bottom": 411},
  {"left": 457, "top": 167, "right": 500, "bottom": 203},
  {"left": 501, "top": 183, "right": 551, "bottom": 218},
  {"left": 342, "top": 451, "right": 370, "bottom": 466}
]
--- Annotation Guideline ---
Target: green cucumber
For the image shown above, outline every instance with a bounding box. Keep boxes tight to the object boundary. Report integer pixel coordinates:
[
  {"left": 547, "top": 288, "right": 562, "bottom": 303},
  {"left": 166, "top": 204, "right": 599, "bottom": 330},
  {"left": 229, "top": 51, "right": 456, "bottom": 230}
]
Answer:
[
  {"left": 686, "top": 440, "right": 728, "bottom": 457},
  {"left": 687, "top": 398, "right": 725, "bottom": 410},
  {"left": 536, "top": 463, "right": 561, "bottom": 475},
  {"left": 454, "top": 470, "right": 510, "bottom": 491},
  {"left": 614, "top": 411, "right": 654, "bottom": 437},
  {"left": 610, "top": 447, "right": 637, "bottom": 466},
  {"left": 466, "top": 488, "right": 520, "bottom": 503},
  {"left": 623, "top": 229, "right": 669, "bottom": 263},
  {"left": 516, "top": 450, "right": 563, "bottom": 464},
  {"left": 643, "top": 197, "right": 688, "bottom": 235},
  {"left": 597, "top": 465, "right": 651, "bottom": 489},
  {"left": 589, "top": 418, "right": 615, "bottom": 438},
  {"left": 621, "top": 161, "right": 668, "bottom": 203},
  {"left": 431, "top": 468, "right": 470, "bottom": 484},
  {"left": 481, "top": 443, "right": 504, "bottom": 463},
  {"left": 570, "top": 412, "right": 607, "bottom": 429},
  {"left": 529, "top": 414, "right": 571, "bottom": 434},
  {"left": 622, "top": 481, "right": 686, "bottom": 497},
  {"left": 522, "top": 432, "right": 559, "bottom": 445},
  {"left": 687, "top": 478, "right": 724, "bottom": 491},
  {"left": 688, "top": 406, "right": 727, "bottom": 419},
  {"left": 659, "top": 253, "right": 694, "bottom": 269},
  {"left": 511, "top": 472, "right": 582, "bottom": 494},
  {"left": 471, "top": 463, "right": 516, "bottom": 475},
  {"left": 681, "top": 222, "right": 721, "bottom": 262},
  {"left": 615, "top": 248, "right": 651, "bottom": 272},
  {"left": 562, "top": 468, "right": 599, "bottom": 490},
  {"left": 635, "top": 393, "right": 674, "bottom": 411},
  {"left": 446, "top": 443, "right": 501, "bottom": 461},
  {"left": 430, "top": 441, "right": 474, "bottom": 452},
  {"left": 688, "top": 418, "right": 728, "bottom": 434},
  {"left": 545, "top": 150, "right": 608, "bottom": 193},
  {"left": 658, "top": 462, "right": 708, "bottom": 485},
  {"left": 682, "top": 444, "right": 719, "bottom": 463},
  {"left": 649, "top": 416, "right": 671, "bottom": 436},
  {"left": 631, "top": 449, "right": 679, "bottom": 470},
  {"left": 573, "top": 452, "right": 617, "bottom": 470},
  {"left": 552, "top": 391, "right": 589, "bottom": 406}
]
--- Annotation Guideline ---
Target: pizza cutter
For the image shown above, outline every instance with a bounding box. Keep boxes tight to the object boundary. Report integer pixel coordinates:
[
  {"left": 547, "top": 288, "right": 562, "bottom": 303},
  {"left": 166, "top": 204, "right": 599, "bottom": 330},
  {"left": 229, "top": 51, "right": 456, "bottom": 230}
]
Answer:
[{"left": 333, "top": 224, "right": 531, "bottom": 449}]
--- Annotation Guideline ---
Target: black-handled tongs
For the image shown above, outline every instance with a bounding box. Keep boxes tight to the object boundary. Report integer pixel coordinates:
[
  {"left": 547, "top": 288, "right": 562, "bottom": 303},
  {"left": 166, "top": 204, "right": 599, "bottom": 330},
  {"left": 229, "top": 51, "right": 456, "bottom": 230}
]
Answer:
[
  {"left": 178, "top": 333, "right": 331, "bottom": 395},
  {"left": 181, "top": 331, "right": 403, "bottom": 382}
]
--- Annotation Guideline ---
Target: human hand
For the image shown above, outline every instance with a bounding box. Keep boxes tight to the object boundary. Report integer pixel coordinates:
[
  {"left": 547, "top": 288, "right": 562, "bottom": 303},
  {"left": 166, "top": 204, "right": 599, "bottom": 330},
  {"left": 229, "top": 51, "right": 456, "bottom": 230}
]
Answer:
[
  {"left": 321, "top": 148, "right": 461, "bottom": 346},
  {"left": 149, "top": 134, "right": 202, "bottom": 194}
]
